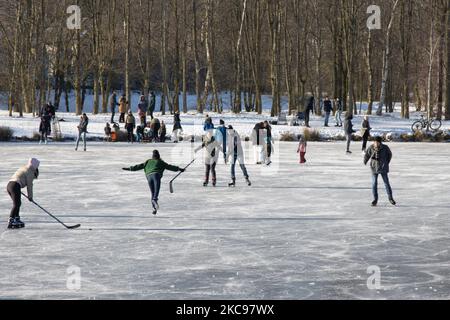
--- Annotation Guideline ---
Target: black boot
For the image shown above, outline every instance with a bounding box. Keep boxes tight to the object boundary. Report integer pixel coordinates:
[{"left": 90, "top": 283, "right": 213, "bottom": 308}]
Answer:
[
  {"left": 246, "top": 177, "right": 252, "bottom": 186},
  {"left": 389, "top": 198, "right": 397, "bottom": 206},
  {"left": 371, "top": 200, "right": 378, "bottom": 207},
  {"left": 212, "top": 179, "right": 216, "bottom": 187},
  {"left": 228, "top": 179, "right": 236, "bottom": 187}
]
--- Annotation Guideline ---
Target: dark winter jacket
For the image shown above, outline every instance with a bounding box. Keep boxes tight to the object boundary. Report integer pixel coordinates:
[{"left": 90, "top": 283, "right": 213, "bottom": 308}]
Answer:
[
  {"left": 335, "top": 100, "right": 343, "bottom": 112},
  {"left": 78, "top": 117, "right": 89, "bottom": 133},
  {"left": 361, "top": 119, "right": 372, "bottom": 136},
  {"left": 149, "top": 93, "right": 156, "bottom": 112},
  {"left": 323, "top": 99, "right": 333, "bottom": 113},
  {"left": 252, "top": 123, "right": 265, "bottom": 146},
  {"left": 129, "top": 159, "right": 181, "bottom": 177},
  {"left": 203, "top": 118, "right": 214, "bottom": 131},
  {"left": 110, "top": 93, "right": 119, "bottom": 109},
  {"left": 344, "top": 117, "right": 355, "bottom": 135},
  {"left": 39, "top": 115, "right": 52, "bottom": 133},
  {"left": 364, "top": 144, "right": 392, "bottom": 174},
  {"left": 173, "top": 114, "right": 182, "bottom": 131},
  {"left": 306, "top": 97, "right": 315, "bottom": 112},
  {"left": 138, "top": 99, "right": 148, "bottom": 114}
]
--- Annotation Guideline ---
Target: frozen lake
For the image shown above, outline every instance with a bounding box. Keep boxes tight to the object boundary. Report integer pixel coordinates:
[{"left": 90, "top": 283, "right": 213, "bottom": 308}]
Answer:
[{"left": 0, "top": 141, "right": 449, "bottom": 299}]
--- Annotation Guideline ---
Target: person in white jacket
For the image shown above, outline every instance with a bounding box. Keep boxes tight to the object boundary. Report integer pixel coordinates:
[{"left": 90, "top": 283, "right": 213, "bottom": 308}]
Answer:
[
  {"left": 227, "top": 126, "right": 251, "bottom": 187},
  {"left": 6, "top": 158, "right": 40, "bottom": 229},
  {"left": 202, "top": 130, "right": 221, "bottom": 187}
]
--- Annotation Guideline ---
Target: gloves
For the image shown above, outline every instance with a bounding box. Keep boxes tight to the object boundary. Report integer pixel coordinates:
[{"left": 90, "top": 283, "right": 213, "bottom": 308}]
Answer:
[
  {"left": 179, "top": 168, "right": 186, "bottom": 173},
  {"left": 122, "top": 168, "right": 131, "bottom": 171}
]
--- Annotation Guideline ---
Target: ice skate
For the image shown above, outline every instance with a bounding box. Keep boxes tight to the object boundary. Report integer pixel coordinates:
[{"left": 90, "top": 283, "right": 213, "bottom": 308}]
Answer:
[
  {"left": 8, "top": 217, "right": 25, "bottom": 229},
  {"left": 152, "top": 200, "right": 159, "bottom": 211},
  {"left": 389, "top": 199, "right": 397, "bottom": 206},
  {"left": 245, "top": 177, "right": 252, "bottom": 187},
  {"left": 228, "top": 179, "right": 236, "bottom": 187},
  {"left": 371, "top": 200, "right": 378, "bottom": 207}
]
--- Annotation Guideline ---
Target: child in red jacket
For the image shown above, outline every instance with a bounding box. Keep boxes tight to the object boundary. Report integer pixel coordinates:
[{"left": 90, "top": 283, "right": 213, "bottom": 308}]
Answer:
[{"left": 297, "top": 135, "right": 307, "bottom": 164}]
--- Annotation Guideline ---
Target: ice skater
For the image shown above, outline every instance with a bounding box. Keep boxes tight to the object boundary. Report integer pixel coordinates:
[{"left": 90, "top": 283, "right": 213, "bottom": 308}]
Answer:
[
  {"left": 201, "top": 130, "right": 221, "bottom": 187},
  {"left": 6, "top": 158, "right": 40, "bottom": 229},
  {"left": 364, "top": 136, "right": 396, "bottom": 207},
  {"left": 361, "top": 115, "right": 372, "bottom": 152},
  {"left": 227, "top": 126, "right": 251, "bottom": 187},
  {"left": 172, "top": 112, "right": 182, "bottom": 143},
  {"left": 215, "top": 119, "right": 228, "bottom": 163},
  {"left": 39, "top": 109, "right": 51, "bottom": 145},
  {"left": 252, "top": 122, "right": 266, "bottom": 164},
  {"left": 122, "top": 150, "right": 185, "bottom": 215},
  {"left": 75, "top": 113, "right": 89, "bottom": 151},
  {"left": 344, "top": 113, "right": 356, "bottom": 154},
  {"left": 297, "top": 135, "right": 307, "bottom": 164}
]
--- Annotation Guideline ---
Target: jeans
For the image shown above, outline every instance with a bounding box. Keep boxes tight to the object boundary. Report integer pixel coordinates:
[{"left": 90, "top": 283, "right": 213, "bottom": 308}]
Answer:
[
  {"left": 111, "top": 108, "right": 115, "bottom": 124},
  {"left": 324, "top": 112, "right": 331, "bottom": 126},
  {"left": 335, "top": 111, "right": 342, "bottom": 126},
  {"left": 231, "top": 155, "right": 249, "bottom": 179},
  {"left": 7, "top": 182, "right": 21, "bottom": 218},
  {"left": 76, "top": 132, "right": 86, "bottom": 150},
  {"left": 372, "top": 173, "right": 393, "bottom": 201},
  {"left": 346, "top": 134, "right": 352, "bottom": 152},
  {"left": 147, "top": 173, "right": 162, "bottom": 201}
]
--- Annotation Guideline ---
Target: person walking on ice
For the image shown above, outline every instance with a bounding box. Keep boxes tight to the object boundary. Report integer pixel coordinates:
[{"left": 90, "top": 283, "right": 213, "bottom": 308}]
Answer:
[
  {"left": 6, "top": 158, "right": 40, "bottom": 229},
  {"left": 75, "top": 113, "right": 89, "bottom": 152},
  {"left": 344, "top": 113, "right": 356, "bottom": 154},
  {"left": 201, "top": 130, "right": 221, "bottom": 187},
  {"left": 297, "top": 135, "right": 307, "bottom": 164},
  {"left": 227, "top": 126, "right": 251, "bottom": 187},
  {"left": 122, "top": 150, "right": 185, "bottom": 215},
  {"left": 364, "top": 136, "right": 396, "bottom": 207}
]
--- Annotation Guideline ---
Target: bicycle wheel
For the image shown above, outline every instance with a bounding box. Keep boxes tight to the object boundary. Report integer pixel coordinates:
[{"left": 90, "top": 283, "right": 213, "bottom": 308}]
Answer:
[
  {"left": 411, "top": 121, "right": 424, "bottom": 133},
  {"left": 429, "top": 119, "right": 442, "bottom": 131}
]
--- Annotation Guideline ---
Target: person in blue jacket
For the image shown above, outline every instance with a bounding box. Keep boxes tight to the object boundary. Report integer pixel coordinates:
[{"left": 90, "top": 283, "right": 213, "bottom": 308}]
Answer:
[
  {"left": 215, "top": 119, "right": 227, "bottom": 163},
  {"left": 203, "top": 115, "right": 214, "bottom": 131}
]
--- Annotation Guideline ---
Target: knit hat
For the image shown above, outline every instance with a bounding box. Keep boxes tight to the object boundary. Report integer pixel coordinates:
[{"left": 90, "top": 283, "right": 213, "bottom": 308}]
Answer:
[
  {"left": 220, "top": 119, "right": 225, "bottom": 125},
  {"left": 28, "top": 158, "right": 40, "bottom": 169},
  {"left": 152, "top": 150, "right": 161, "bottom": 160},
  {"left": 375, "top": 136, "right": 383, "bottom": 143}
]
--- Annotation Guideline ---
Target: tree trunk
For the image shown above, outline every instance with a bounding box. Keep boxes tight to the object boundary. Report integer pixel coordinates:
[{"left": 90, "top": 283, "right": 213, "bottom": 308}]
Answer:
[{"left": 377, "top": 0, "right": 400, "bottom": 116}]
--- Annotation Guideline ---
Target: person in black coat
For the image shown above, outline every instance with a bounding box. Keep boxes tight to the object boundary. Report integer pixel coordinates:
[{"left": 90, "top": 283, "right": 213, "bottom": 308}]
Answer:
[
  {"left": 361, "top": 115, "right": 372, "bottom": 152},
  {"left": 364, "top": 136, "right": 396, "bottom": 207},
  {"left": 305, "top": 95, "right": 315, "bottom": 128},
  {"left": 344, "top": 113, "right": 356, "bottom": 154},
  {"left": 172, "top": 112, "right": 182, "bottom": 143},
  {"left": 323, "top": 96, "right": 333, "bottom": 127}
]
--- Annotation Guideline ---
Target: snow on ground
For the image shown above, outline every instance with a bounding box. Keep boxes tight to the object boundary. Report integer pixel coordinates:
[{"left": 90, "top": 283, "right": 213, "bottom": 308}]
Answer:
[
  {"left": 1, "top": 108, "right": 449, "bottom": 142},
  {"left": 1, "top": 92, "right": 449, "bottom": 141},
  {"left": 0, "top": 141, "right": 449, "bottom": 299}
]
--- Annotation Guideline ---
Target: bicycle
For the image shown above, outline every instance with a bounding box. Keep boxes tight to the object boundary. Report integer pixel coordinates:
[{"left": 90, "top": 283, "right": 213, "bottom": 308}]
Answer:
[{"left": 411, "top": 114, "right": 442, "bottom": 133}]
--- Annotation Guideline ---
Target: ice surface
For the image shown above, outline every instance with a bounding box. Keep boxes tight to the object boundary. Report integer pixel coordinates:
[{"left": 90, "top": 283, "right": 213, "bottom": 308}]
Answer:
[{"left": 0, "top": 141, "right": 449, "bottom": 299}]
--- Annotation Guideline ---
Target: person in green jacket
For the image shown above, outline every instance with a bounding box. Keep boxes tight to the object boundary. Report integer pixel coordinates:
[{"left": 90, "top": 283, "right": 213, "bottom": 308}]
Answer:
[{"left": 123, "top": 150, "right": 185, "bottom": 215}]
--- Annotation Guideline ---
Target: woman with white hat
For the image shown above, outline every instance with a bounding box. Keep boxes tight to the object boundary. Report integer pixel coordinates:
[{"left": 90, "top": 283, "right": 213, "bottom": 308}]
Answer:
[{"left": 6, "top": 158, "right": 40, "bottom": 229}]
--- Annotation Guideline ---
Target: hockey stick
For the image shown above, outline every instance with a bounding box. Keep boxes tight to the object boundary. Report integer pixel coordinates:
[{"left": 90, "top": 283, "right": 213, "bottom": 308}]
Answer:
[
  {"left": 21, "top": 193, "right": 81, "bottom": 229},
  {"left": 169, "top": 159, "right": 196, "bottom": 194}
]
